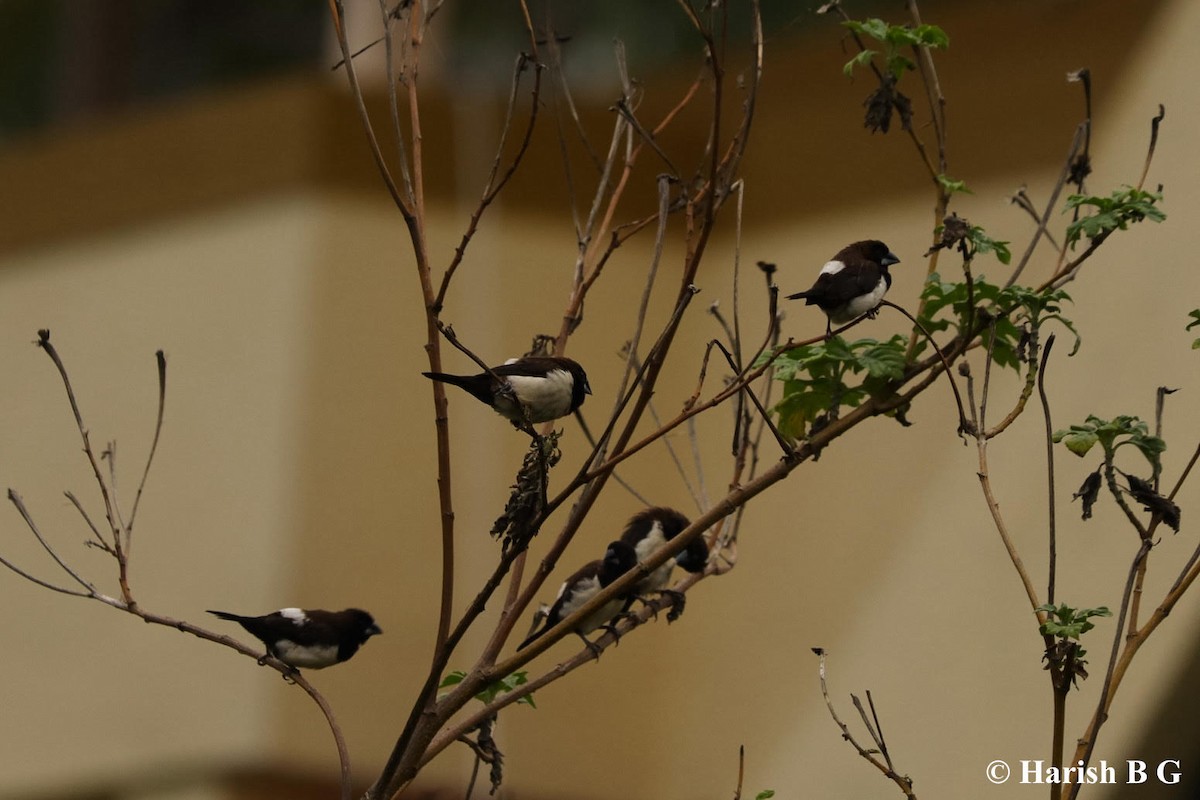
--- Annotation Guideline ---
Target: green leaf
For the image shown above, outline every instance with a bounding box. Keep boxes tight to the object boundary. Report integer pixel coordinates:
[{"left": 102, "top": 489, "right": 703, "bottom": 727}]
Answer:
[
  {"left": 886, "top": 54, "right": 917, "bottom": 80},
  {"left": 1037, "top": 603, "right": 1112, "bottom": 639},
  {"left": 1064, "top": 187, "right": 1166, "bottom": 248},
  {"left": 1188, "top": 310, "right": 1200, "bottom": 349},
  {"left": 937, "top": 174, "right": 973, "bottom": 195},
  {"left": 1053, "top": 427, "right": 1098, "bottom": 457},
  {"left": 438, "top": 670, "right": 536, "bottom": 708},
  {"left": 1053, "top": 415, "right": 1166, "bottom": 474},
  {"left": 917, "top": 272, "right": 1073, "bottom": 371},
  {"left": 839, "top": 18, "right": 945, "bottom": 82},
  {"left": 771, "top": 336, "right": 905, "bottom": 437},
  {"left": 968, "top": 226, "right": 1011, "bottom": 265},
  {"left": 843, "top": 49, "right": 876, "bottom": 77},
  {"left": 438, "top": 671, "right": 466, "bottom": 691},
  {"left": 858, "top": 340, "right": 907, "bottom": 379},
  {"left": 842, "top": 18, "right": 890, "bottom": 41},
  {"left": 756, "top": 792, "right": 777, "bottom": 800},
  {"left": 913, "top": 23, "right": 949, "bottom": 48}
]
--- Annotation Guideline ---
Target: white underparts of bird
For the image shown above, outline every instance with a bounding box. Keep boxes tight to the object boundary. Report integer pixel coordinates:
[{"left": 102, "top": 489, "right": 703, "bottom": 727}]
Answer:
[
  {"left": 207, "top": 607, "right": 382, "bottom": 670},
  {"left": 787, "top": 240, "right": 901, "bottom": 332},
  {"left": 618, "top": 507, "right": 709, "bottom": 620},
  {"left": 422, "top": 356, "right": 591, "bottom": 424},
  {"left": 518, "top": 540, "right": 638, "bottom": 653}
]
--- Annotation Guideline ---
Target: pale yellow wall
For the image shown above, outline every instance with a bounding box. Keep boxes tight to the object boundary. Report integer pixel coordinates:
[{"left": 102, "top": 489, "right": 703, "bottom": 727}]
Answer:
[
  {"left": 2, "top": 1, "right": 1199, "bottom": 799},
  {"left": 0, "top": 196, "right": 326, "bottom": 792}
]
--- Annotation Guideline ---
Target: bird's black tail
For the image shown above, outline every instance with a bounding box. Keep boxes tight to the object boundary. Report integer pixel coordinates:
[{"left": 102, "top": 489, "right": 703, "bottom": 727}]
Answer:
[
  {"left": 517, "top": 626, "right": 545, "bottom": 651},
  {"left": 207, "top": 609, "right": 248, "bottom": 623},
  {"left": 421, "top": 371, "right": 494, "bottom": 406},
  {"left": 786, "top": 290, "right": 817, "bottom": 304}
]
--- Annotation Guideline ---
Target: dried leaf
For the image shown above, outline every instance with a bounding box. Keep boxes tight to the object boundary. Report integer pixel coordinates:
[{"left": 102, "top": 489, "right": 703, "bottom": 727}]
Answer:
[
  {"left": 1125, "top": 473, "right": 1181, "bottom": 532},
  {"left": 1073, "top": 469, "right": 1102, "bottom": 521}
]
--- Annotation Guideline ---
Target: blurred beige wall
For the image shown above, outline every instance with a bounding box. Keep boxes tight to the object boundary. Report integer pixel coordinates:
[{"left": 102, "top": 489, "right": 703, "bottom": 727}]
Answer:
[{"left": 2, "top": 0, "right": 1197, "bottom": 798}]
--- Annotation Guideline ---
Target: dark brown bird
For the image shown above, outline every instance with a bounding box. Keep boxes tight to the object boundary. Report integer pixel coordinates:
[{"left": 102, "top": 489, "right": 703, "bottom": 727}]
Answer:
[
  {"left": 788, "top": 240, "right": 901, "bottom": 333},
  {"left": 207, "top": 607, "right": 381, "bottom": 670},
  {"left": 422, "top": 356, "right": 591, "bottom": 424},
  {"left": 618, "top": 507, "right": 708, "bottom": 620},
  {"left": 518, "top": 540, "right": 637, "bottom": 655}
]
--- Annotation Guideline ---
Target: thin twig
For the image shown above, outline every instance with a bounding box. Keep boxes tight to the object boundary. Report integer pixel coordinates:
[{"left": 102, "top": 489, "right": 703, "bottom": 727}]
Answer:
[
  {"left": 813, "top": 648, "right": 916, "bottom": 799},
  {"left": 327, "top": 0, "right": 411, "bottom": 216},
  {"left": 1004, "top": 124, "right": 1086, "bottom": 289},
  {"left": 435, "top": 51, "right": 543, "bottom": 311},
  {"left": 9, "top": 491, "right": 97, "bottom": 594},
  {"left": 1136, "top": 105, "right": 1165, "bottom": 191},
  {"left": 65, "top": 490, "right": 110, "bottom": 552},
  {"left": 625, "top": 351, "right": 705, "bottom": 512},
  {"left": 879, "top": 300, "right": 969, "bottom": 435},
  {"left": 711, "top": 340, "right": 792, "bottom": 457},
  {"left": 35, "top": 331, "right": 120, "bottom": 543},
  {"left": 1010, "top": 187, "right": 1061, "bottom": 250},
  {"left": 1037, "top": 335, "right": 1058, "bottom": 605},
  {"left": 733, "top": 745, "right": 745, "bottom": 800},
  {"left": 127, "top": 350, "right": 167, "bottom": 544},
  {"left": 1063, "top": 539, "right": 1152, "bottom": 800},
  {"left": 571, "top": 409, "right": 651, "bottom": 506}
]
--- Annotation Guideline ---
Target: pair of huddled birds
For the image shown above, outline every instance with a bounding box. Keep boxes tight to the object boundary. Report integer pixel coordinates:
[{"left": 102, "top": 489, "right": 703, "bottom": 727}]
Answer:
[
  {"left": 210, "top": 240, "right": 899, "bottom": 670},
  {"left": 208, "top": 506, "right": 706, "bottom": 671}
]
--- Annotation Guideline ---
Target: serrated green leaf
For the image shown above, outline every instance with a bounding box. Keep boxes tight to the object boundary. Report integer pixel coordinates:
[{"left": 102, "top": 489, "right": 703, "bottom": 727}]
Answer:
[
  {"left": 1054, "top": 429, "right": 1099, "bottom": 457},
  {"left": 968, "top": 226, "right": 1011, "bottom": 265},
  {"left": 1037, "top": 604, "right": 1111, "bottom": 640},
  {"left": 1065, "top": 187, "right": 1166, "bottom": 248},
  {"left": 914, "top": 23, "right": 949, "bottom": 48},
  {"left": 772, "top": 336, "right": 905, "bottom": 436},
  {"left": 823, "top": 336, "right": 855, "bottom": 361},
  {"left": 843, "top": 48, "right": 876, "bottom": 77},
  {"left": 862, "top": 18, "right": 890, "bottom": 40},
  {"left": 858, "top": 342, "right": 907, "bottom": 379}
]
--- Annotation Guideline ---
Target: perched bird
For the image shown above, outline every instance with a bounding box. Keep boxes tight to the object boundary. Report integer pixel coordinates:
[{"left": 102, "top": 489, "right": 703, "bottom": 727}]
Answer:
[
  {"left": 422, "top": 356, "right": 591, "bottom": 425},
  {"left": 787, "top": 240, "right": 901, "bottom": 333},
  {"left": 207, "top": 607, "right": 381, "bottom": 670},
  {"left": 619, "top": 507, "right": 708, "bottom": 621},
  {"left": 518, "top": 540, "right": 637, "bottom": 655}
]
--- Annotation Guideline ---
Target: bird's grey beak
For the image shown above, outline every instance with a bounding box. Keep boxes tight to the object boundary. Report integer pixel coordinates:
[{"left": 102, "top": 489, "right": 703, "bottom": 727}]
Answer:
[
  {"left": 367, "top": 624, "right": 383, "bottom": 636},
  {"left": 883, "top": 252, "right": 901, "bottom": 266},
  {"left": 584, "top": 380, "right": 593, "bottom": 395}
]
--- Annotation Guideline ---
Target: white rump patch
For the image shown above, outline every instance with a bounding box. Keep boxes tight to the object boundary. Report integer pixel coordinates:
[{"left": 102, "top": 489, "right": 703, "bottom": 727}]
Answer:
[
  {"left": 280, "top": 608, "right": 308, "bottom": 625},
  {"left": 819, "top": 260, "right": 846, "bottom": 276}
]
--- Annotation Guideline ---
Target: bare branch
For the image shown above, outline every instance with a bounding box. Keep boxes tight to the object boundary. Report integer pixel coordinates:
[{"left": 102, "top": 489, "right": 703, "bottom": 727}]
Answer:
[
  {"left": 436, "top": 50, "right": 544, "bottom": 311},
  {"left": 1005, "top": 124, "right": 1086, "bottom": 289},
  {"left": 127, "top": 350, "right": 167, "bottom": 543},
  {"left": 1136, "top": 105, "right": 1165, "bottom": 191},
  {"left": 35, "top": 330, "right": 120, "bottom": 544},
  {"left": 1037, "top": 335, "right": 1058, "bottom": 605},
  {"left": 327, "top": 0, "right": 412, "bottom": 216},
  {"left": 813, "top": 648, "right": 916, "bottom": 799},
  {"left": 65, "top": 490, "right": 111, "bottom": 553},
  {"left": 8, "top": 489, "right": 97, "bottom": 594}
]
